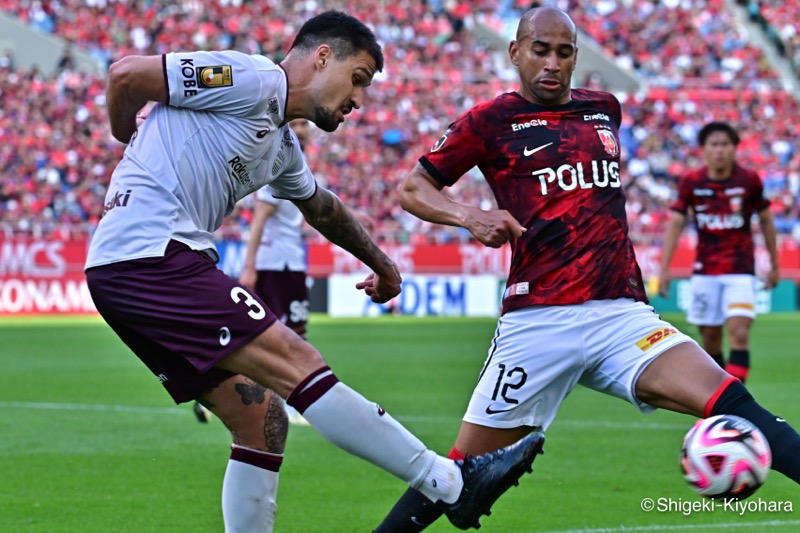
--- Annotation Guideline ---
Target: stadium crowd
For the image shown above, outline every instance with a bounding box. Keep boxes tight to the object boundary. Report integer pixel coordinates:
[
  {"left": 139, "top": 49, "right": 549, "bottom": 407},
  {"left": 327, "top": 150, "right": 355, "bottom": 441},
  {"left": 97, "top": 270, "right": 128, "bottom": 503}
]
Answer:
[
  {"left": 0, "top": 0, "right": 798, "bottom": 245},
  {"left": 740, "top": 0, "right": 800, "bottom": 78}
]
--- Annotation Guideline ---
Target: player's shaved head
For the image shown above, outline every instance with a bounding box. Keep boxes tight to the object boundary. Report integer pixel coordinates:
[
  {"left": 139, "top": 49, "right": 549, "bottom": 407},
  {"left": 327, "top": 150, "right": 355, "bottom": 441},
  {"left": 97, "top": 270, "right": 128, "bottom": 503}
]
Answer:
[{"left": 516, "top": 6, "right": 577, "bottom": 43}]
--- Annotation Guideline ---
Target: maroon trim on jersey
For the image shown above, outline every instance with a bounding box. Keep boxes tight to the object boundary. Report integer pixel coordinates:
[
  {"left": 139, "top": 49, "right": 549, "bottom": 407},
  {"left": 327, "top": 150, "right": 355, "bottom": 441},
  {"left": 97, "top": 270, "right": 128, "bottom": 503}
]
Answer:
[
  {"left": 162, "top": 54, "right": 169, "bottom": 105},
  {"left": 230, "top": 445, "right": 283, "bottom": 472}
]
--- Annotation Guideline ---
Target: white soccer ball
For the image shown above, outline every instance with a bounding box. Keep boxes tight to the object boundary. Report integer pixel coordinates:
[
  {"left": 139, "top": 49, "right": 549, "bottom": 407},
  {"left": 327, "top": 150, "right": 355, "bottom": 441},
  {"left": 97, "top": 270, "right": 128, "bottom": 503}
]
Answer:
[{"left": 680, "top": 414, "right": 771, "bottom": 500}]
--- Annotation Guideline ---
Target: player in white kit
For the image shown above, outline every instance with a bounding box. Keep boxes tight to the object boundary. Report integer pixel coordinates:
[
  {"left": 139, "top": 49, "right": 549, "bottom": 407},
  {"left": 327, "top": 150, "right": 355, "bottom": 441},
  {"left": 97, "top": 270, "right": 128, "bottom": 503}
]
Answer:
[{"left": 85, "top": 11, "right": 543, "bottom": 531}]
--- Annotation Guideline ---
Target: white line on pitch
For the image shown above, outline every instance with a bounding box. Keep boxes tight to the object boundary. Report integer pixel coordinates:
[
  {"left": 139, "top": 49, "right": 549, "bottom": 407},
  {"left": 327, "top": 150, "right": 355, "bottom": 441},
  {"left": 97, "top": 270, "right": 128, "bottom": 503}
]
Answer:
[
  {"left": 0, "top": 400, "right": 689, "bottom": 430},
  {"left": 533, "top": 520, "right": 800, "bottom": 533}
]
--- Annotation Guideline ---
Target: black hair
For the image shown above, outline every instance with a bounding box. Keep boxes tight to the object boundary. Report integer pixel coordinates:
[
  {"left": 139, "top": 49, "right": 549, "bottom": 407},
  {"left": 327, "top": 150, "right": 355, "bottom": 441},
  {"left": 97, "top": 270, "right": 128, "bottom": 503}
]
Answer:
[
  {"left": 289, "top": 11, "right": 384, "bottom": 72},
  {"left": 697, "top": 121, "right": 740, "bottom": 146}
]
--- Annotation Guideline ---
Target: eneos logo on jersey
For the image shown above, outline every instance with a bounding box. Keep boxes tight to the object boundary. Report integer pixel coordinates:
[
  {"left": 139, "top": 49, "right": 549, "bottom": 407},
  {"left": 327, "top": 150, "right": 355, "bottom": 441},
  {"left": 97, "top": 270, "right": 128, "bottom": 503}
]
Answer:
[
  {"left": 196, "top": 65, "right": 233, "bottom": 89},
  {"left": 635, "top": 327, "right": 679, "bottom": 351}
]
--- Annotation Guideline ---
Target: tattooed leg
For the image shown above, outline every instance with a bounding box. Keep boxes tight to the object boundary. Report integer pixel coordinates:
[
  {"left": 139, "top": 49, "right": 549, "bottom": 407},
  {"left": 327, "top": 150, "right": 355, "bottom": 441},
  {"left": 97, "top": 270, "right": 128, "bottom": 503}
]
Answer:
[{"left": 198, "top": 375, "right": 287, "bottom": 531}]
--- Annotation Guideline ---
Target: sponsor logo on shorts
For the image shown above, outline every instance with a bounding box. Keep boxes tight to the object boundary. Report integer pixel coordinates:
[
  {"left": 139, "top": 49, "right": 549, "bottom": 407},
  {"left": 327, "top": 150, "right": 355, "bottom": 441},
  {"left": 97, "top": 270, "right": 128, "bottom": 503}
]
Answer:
[
  {"left": 196, "top": 65, "right": 233, "bottom": 89},
  {"left": 485, "top": 404, "right": 516, "bottom": 415},
  {"left": 635, "top": 327, "right": 679, "bottom": 352},
  {"left": 156, "top": 373, "right": 169, "bottom": 383},
  {"left": 218, "top": 326, "right": 231, "bottom": 346}
]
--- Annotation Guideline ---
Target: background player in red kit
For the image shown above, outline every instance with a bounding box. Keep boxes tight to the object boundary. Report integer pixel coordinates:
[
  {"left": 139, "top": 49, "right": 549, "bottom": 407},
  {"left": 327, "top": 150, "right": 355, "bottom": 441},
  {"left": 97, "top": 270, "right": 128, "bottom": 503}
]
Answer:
[
  {"left": 374, "top": 7, "right": 800, "bottom": 532},
  {"left": 658, "top": 122, "right": 779, "bottom": 383}
]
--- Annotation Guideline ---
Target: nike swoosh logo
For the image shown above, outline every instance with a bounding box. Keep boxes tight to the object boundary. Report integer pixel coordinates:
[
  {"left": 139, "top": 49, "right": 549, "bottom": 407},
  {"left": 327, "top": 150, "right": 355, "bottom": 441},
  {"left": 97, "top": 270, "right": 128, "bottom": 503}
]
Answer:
[
  {"left": 485, "top": 405, "right": 516, "bottom": 415},
  {"left": 256, "top": 129, "right": 270, "bottom": 138},
  {"left": 776, "top": 417, "right": 786, "bottom": 423},
  {"left": 410, "top": 517, "right": 429, "bottom": 526},
  {"left": 523, "top": 142, "right": 553, "bottom": 157}
]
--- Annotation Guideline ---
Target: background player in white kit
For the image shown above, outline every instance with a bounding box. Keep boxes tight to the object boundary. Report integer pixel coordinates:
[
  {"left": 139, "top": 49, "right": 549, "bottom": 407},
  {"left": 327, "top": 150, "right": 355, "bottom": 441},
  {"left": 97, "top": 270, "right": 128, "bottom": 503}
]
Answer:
[{"left": 85, "top": 10, "right": 542, "bottom": 532}]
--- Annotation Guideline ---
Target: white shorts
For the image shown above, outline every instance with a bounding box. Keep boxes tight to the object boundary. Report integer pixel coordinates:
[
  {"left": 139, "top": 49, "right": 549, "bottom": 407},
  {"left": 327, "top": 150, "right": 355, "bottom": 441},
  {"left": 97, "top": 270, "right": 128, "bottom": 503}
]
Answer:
[
  {"left": 687, "top": 274, "right": 757, "bottom": 326},
  {"left": 462, "top": 299, "right": 697, "bottom": 431}
]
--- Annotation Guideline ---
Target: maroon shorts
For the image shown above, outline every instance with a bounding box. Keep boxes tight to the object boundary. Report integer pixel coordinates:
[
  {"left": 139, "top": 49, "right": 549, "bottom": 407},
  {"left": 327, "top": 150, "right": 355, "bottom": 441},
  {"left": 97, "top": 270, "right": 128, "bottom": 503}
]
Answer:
[
  {"left": 255, "top": 268, "right": 309, "bottom": 335},
  {"left": 86, "top": 240, "right": 277, "bottom": 404}
]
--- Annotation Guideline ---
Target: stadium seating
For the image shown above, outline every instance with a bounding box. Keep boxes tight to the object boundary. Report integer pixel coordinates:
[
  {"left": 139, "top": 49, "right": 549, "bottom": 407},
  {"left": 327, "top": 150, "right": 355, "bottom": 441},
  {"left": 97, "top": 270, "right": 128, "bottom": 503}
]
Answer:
[{"left": 0, "top": 0, "right": 797, "bottom": 244}]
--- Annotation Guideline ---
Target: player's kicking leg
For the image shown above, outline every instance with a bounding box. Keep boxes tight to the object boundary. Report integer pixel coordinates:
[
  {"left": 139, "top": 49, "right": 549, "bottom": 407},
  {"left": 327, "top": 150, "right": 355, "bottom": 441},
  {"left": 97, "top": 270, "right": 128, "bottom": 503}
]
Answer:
[
  {"left": 374, "top": 423, "right": 544, "bottom": 532},
  {"left": 635, "top": 341, "right": 800, "bottom": 484},
  {"left": 196, "top": 375, "right": 288, "bottom": 532},
  {"left": 219, "top": 320, "right": 545, "bottom": 530}
]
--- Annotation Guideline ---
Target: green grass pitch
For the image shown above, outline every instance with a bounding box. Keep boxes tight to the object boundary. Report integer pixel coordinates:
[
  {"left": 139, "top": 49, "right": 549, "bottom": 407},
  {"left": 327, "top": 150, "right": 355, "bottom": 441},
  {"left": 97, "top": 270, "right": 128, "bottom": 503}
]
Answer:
[{"left": 0, "top": 313, "right": 798, "bottom": 532}]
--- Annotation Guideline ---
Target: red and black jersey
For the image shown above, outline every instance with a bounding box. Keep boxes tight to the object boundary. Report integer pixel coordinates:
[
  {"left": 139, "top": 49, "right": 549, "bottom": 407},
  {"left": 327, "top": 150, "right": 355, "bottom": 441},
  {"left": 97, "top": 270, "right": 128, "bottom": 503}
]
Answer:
[
  {"left": 420, "top": 89, "right": 647, "bottom": 314},
  {"left": 670, "top": 164, "right": 769, "bottom": 275}
]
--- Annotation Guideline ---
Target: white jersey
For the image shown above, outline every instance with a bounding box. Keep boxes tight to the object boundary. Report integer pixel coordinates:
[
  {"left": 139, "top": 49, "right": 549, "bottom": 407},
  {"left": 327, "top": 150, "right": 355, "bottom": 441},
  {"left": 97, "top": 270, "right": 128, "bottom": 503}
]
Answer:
[
  {"left": 254, "top": 187, "right": 306, "bottom": 271},
  {"left": 86, "top": 50, "right": 316, "bottom": 269}
]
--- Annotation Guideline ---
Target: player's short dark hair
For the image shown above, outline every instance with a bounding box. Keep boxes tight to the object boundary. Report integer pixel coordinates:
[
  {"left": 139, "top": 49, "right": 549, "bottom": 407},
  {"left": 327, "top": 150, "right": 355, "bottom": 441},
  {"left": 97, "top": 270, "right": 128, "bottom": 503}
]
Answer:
[
  {"left": 697, "top": 122, "right": 740, "bottom": 146},
  {"left": 289, "top": 11, "right": 384, "bottom": 72}
]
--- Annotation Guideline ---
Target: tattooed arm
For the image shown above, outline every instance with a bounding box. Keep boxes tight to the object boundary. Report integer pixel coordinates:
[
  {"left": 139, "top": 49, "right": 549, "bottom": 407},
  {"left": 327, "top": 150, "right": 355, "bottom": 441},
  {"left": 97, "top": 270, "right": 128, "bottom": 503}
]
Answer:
[{"left": 293, "top": 187, "right": 401, "bottom": 303}]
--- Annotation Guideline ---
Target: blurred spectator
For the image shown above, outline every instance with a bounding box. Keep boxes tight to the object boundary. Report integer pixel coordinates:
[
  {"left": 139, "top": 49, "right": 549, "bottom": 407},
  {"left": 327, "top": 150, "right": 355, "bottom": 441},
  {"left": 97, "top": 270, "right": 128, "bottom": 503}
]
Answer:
[{"left": 0, "top": 0, "right": 797, "bottom": 244}]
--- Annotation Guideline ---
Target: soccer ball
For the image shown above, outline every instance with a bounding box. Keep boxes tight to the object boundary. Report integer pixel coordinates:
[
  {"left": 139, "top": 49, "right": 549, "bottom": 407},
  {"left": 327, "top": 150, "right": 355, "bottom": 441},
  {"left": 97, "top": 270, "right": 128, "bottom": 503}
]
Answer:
[{"left": 680, "top": 414, "right": 771, "bottom": 500}]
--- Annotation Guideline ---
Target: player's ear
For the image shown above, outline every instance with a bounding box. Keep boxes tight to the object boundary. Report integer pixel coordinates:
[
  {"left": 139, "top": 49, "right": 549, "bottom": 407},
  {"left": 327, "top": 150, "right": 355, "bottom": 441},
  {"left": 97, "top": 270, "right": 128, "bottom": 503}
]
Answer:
[
  {"left": 315, "top": 45, "right": 332, "bottom": 70},
  {"left": 509, "top": 41, "right": 520, "bottom": 66}
]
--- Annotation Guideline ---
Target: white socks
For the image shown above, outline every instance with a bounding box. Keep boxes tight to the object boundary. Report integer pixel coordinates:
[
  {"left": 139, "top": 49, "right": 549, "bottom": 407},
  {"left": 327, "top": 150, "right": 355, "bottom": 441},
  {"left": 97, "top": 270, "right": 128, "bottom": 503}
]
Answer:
[
  {"left": 288, "top": 371, "right": 464, "bottom": 504},
  {"left": 222, "top": 445, "right": 282, "bottom": 532},
  {"left": 415, "top": 455, "right": 463, "bottom": 504}
]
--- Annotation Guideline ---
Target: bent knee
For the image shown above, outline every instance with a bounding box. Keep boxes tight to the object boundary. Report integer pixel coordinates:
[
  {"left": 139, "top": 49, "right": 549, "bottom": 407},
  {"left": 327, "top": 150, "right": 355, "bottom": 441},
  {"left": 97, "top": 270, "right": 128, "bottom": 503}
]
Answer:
[{"left": 204, "top": 379, "right": 289, "bottom": 453}]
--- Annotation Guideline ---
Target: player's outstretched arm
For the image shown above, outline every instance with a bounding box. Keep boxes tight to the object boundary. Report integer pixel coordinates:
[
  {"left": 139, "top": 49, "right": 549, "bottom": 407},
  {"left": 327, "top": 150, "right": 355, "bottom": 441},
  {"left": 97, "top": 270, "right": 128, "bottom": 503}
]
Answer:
[
  {"left": 106, "top": 55, "right": 167, "bottom": 143},
  {"left": 658, "top": 210, "right": 686, "bottom": 298},
  {"left": 293, "top": 187, "right": 401, "bottom": 303},
  {"left": 399, "top": 163, "right": 525, "bottom": 248}
]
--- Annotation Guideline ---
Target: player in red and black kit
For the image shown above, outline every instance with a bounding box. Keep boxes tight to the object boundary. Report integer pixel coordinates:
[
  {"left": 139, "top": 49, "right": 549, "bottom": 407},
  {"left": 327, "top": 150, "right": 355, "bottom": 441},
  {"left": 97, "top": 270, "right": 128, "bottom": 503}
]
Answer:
[
  {"left": 658, "top": 122, "right": 779, "bottom": 383},
  {"left": 374, "top": 7, "right": 799, "bottom": 532}
]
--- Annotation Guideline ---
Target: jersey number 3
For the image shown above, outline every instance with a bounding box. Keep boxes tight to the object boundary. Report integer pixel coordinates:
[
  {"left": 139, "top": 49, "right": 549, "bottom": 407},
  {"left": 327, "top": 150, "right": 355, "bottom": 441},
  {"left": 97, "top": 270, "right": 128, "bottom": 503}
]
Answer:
[{"left": 231, "top": 287, "right": 267, "bottom": 320}]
